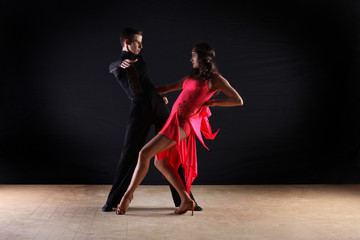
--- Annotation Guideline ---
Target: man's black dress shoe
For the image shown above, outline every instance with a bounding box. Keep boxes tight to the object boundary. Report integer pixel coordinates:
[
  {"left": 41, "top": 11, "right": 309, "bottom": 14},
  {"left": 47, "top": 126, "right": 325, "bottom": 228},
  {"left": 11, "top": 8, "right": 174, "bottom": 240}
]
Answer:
[
  {"left": 102, "top": 203, "right": 116, "bottom": 212},
  {"left": 194, "top": 204, "right": 203, "bottom": 211}
]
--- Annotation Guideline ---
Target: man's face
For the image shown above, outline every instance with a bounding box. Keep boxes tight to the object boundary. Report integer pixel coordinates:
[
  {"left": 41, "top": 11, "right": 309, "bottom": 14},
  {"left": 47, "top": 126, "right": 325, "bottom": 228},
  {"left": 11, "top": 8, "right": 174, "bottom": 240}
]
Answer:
[
  {"left": 190, "top": 50, "right": 199, "bottom": 68},
  {"left": 127, "top": 34, "right": 143, "bottom": 55}
]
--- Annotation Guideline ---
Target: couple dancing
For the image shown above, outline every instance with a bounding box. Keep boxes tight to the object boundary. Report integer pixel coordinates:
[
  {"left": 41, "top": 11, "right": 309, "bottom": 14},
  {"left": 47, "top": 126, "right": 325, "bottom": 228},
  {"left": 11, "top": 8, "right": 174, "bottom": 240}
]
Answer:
[{"left": 103, "top": 27, "right": 243, "bottom": 215}]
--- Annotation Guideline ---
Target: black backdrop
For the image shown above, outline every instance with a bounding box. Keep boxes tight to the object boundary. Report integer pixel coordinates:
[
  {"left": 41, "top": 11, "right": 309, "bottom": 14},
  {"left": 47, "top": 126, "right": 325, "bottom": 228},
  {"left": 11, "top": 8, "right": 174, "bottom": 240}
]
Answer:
[{"left": 1, "top": 0, "right": 359, "bottom": 184}]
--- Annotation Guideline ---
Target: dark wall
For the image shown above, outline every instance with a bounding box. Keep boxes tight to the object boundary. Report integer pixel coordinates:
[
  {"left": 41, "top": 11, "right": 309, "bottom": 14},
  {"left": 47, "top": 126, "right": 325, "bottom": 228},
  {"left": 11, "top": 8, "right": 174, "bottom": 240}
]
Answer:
[{"left": 1, "top": 0, "right": 359, "bottom": 184}]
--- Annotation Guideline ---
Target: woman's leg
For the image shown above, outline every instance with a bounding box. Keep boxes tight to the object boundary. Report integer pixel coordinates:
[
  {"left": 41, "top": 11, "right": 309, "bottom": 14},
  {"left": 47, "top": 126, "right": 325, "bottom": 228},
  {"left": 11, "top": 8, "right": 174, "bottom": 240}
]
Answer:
[
  {"left": 154, "top": 155, "right": 191, "bottom": 204},
  {"left": 153, "top": 130, "right": 192, "bottom": 205},
  {"left": 154, "top": 131, "right": 196, "bottom": 214},
  {"left": 117, "top": 128, "right": 191, "bottom": 214}
]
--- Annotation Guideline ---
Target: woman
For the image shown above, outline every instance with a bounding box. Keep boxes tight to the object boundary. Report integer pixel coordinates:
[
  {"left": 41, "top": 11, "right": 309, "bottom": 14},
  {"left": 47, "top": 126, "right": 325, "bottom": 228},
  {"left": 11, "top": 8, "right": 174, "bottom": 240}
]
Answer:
[{"left": 117, "top": 42, "right": 243, "bottom": 215}]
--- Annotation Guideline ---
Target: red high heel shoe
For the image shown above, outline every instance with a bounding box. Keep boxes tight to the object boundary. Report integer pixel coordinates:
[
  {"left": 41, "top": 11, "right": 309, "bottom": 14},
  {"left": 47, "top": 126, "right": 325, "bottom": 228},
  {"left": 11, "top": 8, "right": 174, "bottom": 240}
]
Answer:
[
  {"left": 116, "top": 194, "right": 133, "bottom": 215},
  {"left": 175, "top": 200, "right": 195, "bottom": 216}
]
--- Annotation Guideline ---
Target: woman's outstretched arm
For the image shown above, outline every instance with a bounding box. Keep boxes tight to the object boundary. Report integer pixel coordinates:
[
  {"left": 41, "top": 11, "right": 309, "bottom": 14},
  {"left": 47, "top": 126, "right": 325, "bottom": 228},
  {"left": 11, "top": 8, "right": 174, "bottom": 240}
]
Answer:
[
  {"left": 156, "top": 76, "right": 188, "bottom": 94},
  {"left": 204, "top": 74, "right": 243, "bottom": 107}
]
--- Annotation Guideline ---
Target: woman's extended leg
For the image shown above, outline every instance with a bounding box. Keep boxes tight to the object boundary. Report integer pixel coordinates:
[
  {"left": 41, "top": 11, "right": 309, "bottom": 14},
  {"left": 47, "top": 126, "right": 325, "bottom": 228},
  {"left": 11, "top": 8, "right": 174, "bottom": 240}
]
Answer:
[{"left": 117, "top": 128, "right": 193, "bottom": 214}]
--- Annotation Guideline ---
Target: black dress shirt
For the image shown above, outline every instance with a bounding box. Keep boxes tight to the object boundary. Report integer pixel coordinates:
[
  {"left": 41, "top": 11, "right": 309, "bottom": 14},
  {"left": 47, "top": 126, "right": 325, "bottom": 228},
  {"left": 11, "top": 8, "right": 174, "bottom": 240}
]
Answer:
[{"left": 109, "top": 51, "right": 157, "bottom": 100}]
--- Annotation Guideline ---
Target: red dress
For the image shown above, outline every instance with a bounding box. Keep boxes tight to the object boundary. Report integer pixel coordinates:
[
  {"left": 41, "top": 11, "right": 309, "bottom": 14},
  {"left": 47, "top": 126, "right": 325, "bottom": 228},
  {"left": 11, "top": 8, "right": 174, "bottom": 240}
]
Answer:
[{"left": 157, "top": 77, "right": 219, "bottom": 193}]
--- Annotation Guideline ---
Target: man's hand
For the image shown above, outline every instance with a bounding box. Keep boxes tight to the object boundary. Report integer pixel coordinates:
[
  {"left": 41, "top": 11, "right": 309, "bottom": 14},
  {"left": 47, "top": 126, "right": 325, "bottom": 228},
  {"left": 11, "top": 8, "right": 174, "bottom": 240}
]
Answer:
[
  {"left": 163, "top": 96, "right": 169, "bottom": 104},
  {"left": 121, "top": 59, "right": 138, "bottom": 69}
]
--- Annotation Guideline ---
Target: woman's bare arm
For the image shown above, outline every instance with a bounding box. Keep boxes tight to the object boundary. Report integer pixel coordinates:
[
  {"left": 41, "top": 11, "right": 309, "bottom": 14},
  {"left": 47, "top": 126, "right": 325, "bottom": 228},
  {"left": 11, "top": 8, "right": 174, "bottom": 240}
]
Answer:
[
  {"left": 156, "top": 76, "right": 188, "bottom": 94},
  {"left": 204, "top": 74, "right": 243, "bottom": 107}
]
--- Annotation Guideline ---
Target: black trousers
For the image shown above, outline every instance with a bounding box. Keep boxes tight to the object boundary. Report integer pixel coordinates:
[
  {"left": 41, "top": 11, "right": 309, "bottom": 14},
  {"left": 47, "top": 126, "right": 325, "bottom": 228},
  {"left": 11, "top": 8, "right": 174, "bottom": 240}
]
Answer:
[{"left": 105, "top": 93, "right": 195, "bottom": 207}]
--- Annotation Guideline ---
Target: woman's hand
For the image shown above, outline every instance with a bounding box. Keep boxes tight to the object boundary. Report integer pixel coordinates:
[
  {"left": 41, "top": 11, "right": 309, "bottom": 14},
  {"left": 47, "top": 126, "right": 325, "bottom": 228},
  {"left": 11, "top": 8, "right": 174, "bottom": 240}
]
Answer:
[{"left": 202, "top": 99, "right": 216, "bottom": 107}]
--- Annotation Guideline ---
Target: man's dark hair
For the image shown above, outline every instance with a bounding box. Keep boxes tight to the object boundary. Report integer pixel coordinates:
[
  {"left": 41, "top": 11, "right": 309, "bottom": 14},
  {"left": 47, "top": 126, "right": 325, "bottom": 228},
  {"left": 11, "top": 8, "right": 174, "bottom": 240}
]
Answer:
[{"left": 120, "top": 28, "right": 143, "bottom": 47}]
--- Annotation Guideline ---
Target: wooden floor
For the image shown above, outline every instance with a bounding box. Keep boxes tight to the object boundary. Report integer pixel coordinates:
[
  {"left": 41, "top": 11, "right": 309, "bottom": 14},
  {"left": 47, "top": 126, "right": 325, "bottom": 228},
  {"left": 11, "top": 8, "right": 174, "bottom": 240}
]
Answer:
[{"left": 0, "top": 185, "right": 360, "bottom": 240}]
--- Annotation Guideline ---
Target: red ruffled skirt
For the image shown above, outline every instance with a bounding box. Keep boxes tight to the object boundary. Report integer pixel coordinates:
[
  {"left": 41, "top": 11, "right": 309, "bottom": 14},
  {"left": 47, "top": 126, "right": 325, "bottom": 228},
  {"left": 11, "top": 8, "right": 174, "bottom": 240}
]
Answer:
[{"left": 157, "top": 106, "right": 219, "bottom": 193}]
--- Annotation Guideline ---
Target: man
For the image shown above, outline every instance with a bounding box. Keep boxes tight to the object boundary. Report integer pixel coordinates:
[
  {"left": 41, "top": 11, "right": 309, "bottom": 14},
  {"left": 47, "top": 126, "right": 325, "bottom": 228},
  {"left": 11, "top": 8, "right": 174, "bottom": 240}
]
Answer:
[{"left": 102, "top": 27, "right": 202, "bottom": 212}]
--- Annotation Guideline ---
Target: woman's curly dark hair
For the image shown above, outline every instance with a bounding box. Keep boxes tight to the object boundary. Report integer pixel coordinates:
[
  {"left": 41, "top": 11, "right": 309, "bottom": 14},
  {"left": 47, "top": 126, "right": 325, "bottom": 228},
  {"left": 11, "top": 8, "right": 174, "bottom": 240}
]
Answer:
[{"left": 189, "top": 42, "right": 218, "bottom": 80}]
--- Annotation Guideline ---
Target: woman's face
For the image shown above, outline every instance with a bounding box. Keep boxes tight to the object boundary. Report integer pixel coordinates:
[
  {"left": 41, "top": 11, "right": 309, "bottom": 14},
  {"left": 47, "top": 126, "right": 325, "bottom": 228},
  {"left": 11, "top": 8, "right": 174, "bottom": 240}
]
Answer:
[{"left": 190, "top": 50, "right": 199, "bottom": 68}]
